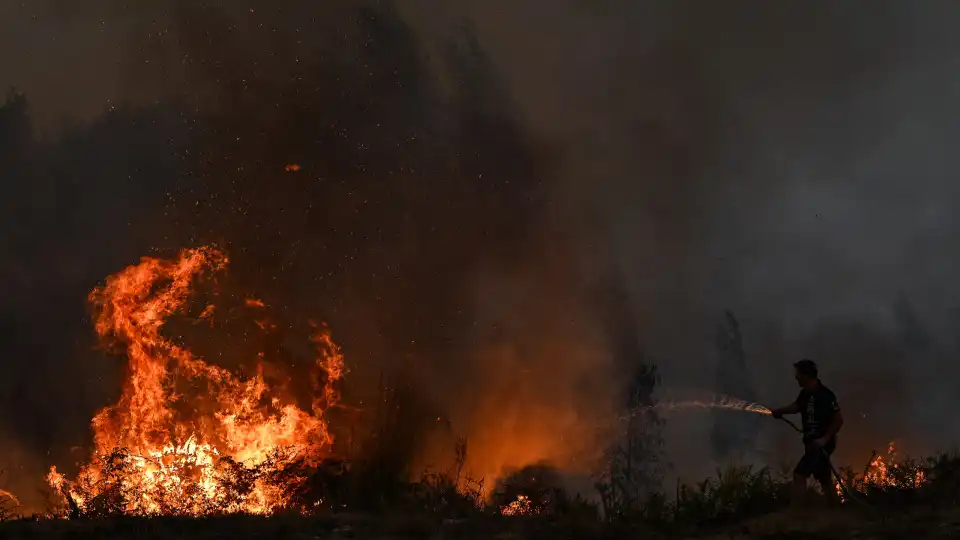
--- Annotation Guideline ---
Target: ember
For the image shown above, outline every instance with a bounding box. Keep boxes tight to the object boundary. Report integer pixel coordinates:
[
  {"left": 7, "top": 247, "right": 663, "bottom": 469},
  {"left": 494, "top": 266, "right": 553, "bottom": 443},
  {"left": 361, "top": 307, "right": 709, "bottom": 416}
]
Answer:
[
  {"left": 500, "top": 495, "right": 536, "bottom": 516},
  {"left": 47, "top": 247, "right": 344, "bottom": 516}
]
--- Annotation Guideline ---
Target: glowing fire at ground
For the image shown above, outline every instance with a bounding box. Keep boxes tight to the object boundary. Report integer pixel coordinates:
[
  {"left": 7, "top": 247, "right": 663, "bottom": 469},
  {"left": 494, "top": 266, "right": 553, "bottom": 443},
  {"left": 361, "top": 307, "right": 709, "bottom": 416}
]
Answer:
[
  {"left": 836, "top": 441, "right": 926, "bottom": 500},
  {"left": 47, "top": 247, "right": 344, "bottom": 516},
  {"left": 500, "top": 495, "right": 536, "bottom": 516}
]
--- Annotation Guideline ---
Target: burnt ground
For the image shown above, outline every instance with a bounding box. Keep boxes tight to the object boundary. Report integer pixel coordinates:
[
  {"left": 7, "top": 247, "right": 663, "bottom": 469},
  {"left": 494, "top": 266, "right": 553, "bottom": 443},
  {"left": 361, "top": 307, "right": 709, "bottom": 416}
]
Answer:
[{"left": 0, "top": 507, "right": 958, "bottom": 540}]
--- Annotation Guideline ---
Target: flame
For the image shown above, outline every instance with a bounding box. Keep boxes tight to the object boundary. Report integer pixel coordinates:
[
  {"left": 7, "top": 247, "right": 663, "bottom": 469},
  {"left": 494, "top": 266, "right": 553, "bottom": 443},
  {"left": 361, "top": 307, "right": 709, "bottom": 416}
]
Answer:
[
  {"left": 198, "top": 304, "right": 216, "bottom": 320},
  {"left": 0, "top": 488, "right": 19, "bottom": 508},
  {"left": 500, "top": 494, "right": 535, "bottom": 516},
  {"left": 47, "top": 247, "right": 345, "bottom": 516},
  {"left": 284, "top": 164, "right": 301, "bottom": 172},
  {"left": 836, "top": 441, "right": 926, "bottom": 500}
]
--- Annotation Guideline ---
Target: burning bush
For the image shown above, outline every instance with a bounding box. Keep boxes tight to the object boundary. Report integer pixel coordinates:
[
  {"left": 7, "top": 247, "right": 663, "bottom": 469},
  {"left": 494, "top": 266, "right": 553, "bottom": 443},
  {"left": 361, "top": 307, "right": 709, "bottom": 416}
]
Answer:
[
  {"left": 46, "top": 247, "right": 345, "bottom": 517},
  {"left": 834, "top": 441, "right": 928, "bottom": 504}
]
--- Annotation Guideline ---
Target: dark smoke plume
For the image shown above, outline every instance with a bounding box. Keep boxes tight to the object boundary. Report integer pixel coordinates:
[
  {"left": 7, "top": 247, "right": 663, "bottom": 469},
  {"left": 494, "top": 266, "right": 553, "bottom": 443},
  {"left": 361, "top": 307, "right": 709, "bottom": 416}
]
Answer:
[{"left": 0, "top": 0, "right": 616, "bottom": 509}]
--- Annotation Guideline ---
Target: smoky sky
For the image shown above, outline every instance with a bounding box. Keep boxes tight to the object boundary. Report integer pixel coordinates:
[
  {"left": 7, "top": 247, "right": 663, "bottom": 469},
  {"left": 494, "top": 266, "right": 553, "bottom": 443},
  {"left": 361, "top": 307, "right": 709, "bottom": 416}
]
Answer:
[
  {"left": 438, "top": 1, "right": 960, "bottom": 470},
  {"left": 4, "top": 0, "right": 960, "bottom": 505}
]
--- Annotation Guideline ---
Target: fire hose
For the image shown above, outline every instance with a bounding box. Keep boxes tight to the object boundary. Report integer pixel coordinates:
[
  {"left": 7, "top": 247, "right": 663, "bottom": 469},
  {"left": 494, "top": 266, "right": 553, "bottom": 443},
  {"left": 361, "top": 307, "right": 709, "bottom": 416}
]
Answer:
[{"left": 776, "top": 416, "right": 875, "bottom": 511}]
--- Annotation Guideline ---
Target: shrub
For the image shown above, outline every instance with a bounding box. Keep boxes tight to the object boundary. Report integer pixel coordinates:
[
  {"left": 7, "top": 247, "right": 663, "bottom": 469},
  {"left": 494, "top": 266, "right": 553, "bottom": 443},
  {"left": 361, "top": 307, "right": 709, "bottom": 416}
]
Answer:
[{"left": 672, "top": 465, "right": 790, "bottom": 525}]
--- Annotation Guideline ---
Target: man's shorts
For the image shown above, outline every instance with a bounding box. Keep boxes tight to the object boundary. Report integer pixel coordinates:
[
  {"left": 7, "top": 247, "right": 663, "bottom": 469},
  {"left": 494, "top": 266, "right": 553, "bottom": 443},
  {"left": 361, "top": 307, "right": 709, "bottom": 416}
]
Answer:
[{"left": 794, "top": 441, "right": 836, "bottom": 482}]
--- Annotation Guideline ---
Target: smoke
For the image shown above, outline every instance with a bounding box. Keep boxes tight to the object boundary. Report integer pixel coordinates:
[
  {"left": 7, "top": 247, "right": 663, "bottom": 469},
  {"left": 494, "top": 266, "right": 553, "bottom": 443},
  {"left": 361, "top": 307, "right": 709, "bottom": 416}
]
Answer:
[
  {"left": 427, "top": 1, "right": 960, "bottom": 472},
  {"left": 5, "top": 0, "right": 960, "bottom": 505},
  {"left": 0, "top": 0, "right": 618, "bottom": 504}
]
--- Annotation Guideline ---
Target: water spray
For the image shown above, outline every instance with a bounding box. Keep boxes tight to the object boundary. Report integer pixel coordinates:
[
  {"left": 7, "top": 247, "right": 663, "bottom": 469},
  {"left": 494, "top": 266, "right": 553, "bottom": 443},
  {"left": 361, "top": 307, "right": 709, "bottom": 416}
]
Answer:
[
  {"left": 619, "top": 391, "right": 875, "bottom": 511},
  {"left": 619, "top": 393, "right": 771, "bottom": 422}
]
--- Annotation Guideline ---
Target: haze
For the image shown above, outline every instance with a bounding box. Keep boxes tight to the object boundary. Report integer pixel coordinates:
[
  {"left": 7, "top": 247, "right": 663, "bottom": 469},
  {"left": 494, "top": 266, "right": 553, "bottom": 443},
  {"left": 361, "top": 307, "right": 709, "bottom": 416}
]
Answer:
[{"left": 3, "top": 0, "right": 960, "bottom": 509}]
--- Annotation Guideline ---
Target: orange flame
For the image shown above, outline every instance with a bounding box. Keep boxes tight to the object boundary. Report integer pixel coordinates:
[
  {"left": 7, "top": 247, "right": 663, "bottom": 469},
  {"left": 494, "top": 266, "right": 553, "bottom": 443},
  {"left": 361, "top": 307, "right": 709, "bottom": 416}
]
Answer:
[
  {"left": 836, "top": 441, "right": 926, "bottom": 500},
  {"left": 47, "top": 247, "right": 345, "bottom": 516},
  {"left": 198, "top": 304, "right": 216, "bottom": 319},
  {"left": 500, "top": 495, "right": 536, "bottom": 516},
  {"left": 0, "top": 488, "right": 19, "bottom": 508}
]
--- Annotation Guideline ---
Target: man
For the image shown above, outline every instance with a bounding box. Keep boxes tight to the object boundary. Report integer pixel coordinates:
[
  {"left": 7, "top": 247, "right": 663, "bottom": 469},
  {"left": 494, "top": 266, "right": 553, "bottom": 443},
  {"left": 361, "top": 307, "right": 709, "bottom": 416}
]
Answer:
[{"left": 770, "top": 359, "right": 844, "bottom": 504}]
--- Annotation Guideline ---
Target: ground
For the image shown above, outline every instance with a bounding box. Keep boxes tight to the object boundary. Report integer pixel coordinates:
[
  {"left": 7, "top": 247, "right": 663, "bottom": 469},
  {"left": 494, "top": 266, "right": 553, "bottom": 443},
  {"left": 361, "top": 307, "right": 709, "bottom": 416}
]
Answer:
[{"left": 1, "top": 507, "right": 958, "bottom": 540}]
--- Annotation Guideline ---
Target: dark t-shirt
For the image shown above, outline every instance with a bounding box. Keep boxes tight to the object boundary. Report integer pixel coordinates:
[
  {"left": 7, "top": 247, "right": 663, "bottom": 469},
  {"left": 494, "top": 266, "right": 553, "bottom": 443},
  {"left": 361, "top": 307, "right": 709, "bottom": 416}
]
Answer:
[{"left": 796, "top": 383, "right": 840, "bottom": 444}]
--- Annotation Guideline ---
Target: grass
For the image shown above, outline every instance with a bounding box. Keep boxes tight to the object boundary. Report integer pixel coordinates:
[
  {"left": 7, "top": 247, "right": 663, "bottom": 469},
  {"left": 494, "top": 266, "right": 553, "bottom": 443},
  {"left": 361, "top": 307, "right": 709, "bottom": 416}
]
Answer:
[
  {"left": 9, "top": 446, "right": 960, "bottom": 539},
  {"left": 16, "top": 380, "right": 960, "bottom": 538}
]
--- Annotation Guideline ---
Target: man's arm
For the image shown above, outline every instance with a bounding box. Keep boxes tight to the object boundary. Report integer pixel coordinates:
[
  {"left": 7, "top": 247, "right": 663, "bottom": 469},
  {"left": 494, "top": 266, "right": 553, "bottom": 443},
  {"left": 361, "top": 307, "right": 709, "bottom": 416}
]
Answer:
[
  {"left": 770, "top": 401, "right": 800, "bottom": 418},
  {"left": 823, "top": 410, "right": 844, "bottom": 439},
  {"left": 815, "top": 401, "right": 844, "bottom": 446}
]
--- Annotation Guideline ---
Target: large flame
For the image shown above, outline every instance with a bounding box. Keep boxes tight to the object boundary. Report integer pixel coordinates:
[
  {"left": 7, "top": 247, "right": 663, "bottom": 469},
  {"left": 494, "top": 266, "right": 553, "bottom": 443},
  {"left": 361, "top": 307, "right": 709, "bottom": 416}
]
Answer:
[{"left": 47, "top": 247, "right": 344, "bottom": 516}]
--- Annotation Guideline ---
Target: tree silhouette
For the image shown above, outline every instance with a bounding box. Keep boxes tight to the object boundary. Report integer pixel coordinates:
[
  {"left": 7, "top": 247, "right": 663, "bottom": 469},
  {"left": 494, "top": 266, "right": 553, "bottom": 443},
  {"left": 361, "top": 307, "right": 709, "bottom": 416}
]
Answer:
[
  {"left": 597, "top": 360, "right": 667, "bottom": 518},
  {"left": 710, "top": 310, "right": 760, "bottom": 463},
  {"left": 593, "top": 280, "right": 667, "bottom": 516}
]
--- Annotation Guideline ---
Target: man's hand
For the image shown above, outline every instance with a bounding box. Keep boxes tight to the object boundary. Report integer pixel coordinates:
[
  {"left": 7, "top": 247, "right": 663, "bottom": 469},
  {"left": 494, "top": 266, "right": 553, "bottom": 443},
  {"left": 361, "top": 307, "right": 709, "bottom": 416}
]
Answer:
[{"left": 771, "top": 409, "right": 783, "bottom": 419}]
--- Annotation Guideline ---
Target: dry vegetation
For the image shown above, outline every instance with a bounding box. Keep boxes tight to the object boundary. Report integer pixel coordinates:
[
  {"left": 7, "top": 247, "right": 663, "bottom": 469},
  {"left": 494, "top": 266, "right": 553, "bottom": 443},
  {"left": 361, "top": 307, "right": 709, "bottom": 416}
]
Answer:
[
  {"left": 5, "top": 4, "right": 948, "bottom": 538},
  {"left": 0, "top": 442, "right": 958, "bottom": 539},
  {"left": 0, "top": 247, "right": 944, "bottom": 539}
]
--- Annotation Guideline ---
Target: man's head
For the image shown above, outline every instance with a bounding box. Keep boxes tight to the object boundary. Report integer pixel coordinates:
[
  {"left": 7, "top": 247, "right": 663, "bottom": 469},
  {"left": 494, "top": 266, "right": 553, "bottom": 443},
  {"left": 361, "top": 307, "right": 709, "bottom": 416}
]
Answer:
[{"left": 793, "top": 358, "right": 820, "bottom": 389}]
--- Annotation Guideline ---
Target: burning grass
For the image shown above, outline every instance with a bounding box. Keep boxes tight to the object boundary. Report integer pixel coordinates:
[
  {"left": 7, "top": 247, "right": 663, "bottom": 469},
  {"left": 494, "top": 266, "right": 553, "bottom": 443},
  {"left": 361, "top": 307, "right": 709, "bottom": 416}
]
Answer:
[
  {"left": 835, "top": 441, "right": 928, "bottom": 502},
  {"left": 16, "top": 406, "right": 960, "bottom": 539},
  {"left": 10, "top": 448, "right": 960, "bottom": 540}
]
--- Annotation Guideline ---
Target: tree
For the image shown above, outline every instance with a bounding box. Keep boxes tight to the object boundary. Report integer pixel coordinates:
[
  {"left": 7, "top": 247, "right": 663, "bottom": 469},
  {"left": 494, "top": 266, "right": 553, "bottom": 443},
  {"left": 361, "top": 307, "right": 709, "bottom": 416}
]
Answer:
[
  {"left": 597, "top": 358, "right": 668, "bottom": 519},
  {"left": 591, "top": 278, "right": 668, "bottom": 517},
  {"left": 710, "top": 310, "right": 760, "bottom": 463}
]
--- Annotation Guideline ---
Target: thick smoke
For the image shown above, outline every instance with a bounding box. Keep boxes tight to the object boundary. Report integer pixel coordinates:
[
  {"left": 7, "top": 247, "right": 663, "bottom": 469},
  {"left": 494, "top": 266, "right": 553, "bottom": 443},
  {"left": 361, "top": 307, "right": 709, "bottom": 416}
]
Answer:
[
  {"left": 423, "top": 1, "right": 960, "bottom": 477},
  {"left": 0, "top": 0, "right": 616, "bottom": 509},
  {"left": 5, "top": 0, "right": 960, "bottom": 507}
]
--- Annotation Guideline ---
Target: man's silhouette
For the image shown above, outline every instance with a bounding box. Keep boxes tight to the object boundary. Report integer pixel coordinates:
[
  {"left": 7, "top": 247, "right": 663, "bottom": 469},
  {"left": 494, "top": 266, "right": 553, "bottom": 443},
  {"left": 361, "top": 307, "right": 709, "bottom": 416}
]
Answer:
[{"left": 771, "top": 359, "right": 844, "bottom": 504}]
